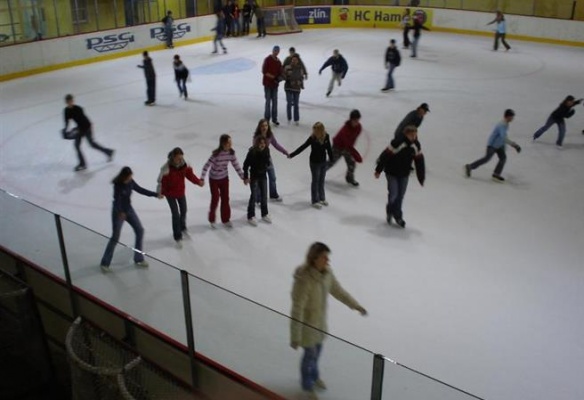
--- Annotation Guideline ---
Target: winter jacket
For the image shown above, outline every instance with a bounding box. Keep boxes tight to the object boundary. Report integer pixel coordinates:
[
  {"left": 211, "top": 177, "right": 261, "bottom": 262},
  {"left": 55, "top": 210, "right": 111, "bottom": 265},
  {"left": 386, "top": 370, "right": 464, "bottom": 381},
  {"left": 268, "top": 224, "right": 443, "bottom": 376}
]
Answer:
[
  {"left": 550, "top": 100, "right": 581, "bottom": 122},
  {"left": 112, "top": 180, "right": 157, "bottom": 214},
  {"left": 213, "top": 16, "right": 226, "bottom": 36},
  {"left": 385, "top": 47, "right": 401, "bottom": 67},
  {"left": 157, "top": 160, "right": 202, "bottom": 198},
  {"left": 243, "top": 146, "right": 271, "bottom": 180},
  {"left": 283, "top": 54, "right": 308, "bottom": 77},
  {"left": 411, "top": 18, "right": 430, "bottom": 38},
  {"left": 201, "top": 150, "right": 244, "bottom": 181},
  {"left": 262, "top": 55, "right": 283, "bottom": 88},
  {"left": 139, "top": 57, "right": 156, "bottom": 80},
  {"left": 486, "top": 121, "right": 517, "bottom": 149},
  {"left": 375, "top": 136, "right": 425, "bottom": 184},
  {"left": 284, "top": 62, "right": 304, "bottom": 92},
  {"left": 394, "top": 110, "right": 424, "bottom": 139},
  {"left": 289, "top": 134, "right": 333, "bottom": 164},
  {"left": 173, "top": 61, "right": 189, "bottom": 81},
  {"left": 319, "top": 55, "right": 349, "bottom": 78},
  {"left": 64, "top": 105, "right": 91, "bottom": 131},
  {"left": 290, "top": 264, "right": 362, "bottom": 348},
  {"left": 242, "top": 4, "right": 252, "bottom": 19}
]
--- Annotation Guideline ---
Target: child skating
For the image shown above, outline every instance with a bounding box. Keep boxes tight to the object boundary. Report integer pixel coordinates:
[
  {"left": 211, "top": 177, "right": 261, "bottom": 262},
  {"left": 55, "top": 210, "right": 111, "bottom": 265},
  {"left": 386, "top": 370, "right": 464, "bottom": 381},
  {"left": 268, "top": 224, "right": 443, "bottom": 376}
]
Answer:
[{"left": 244, "top": 136, "right": 272, "bottom": 226}]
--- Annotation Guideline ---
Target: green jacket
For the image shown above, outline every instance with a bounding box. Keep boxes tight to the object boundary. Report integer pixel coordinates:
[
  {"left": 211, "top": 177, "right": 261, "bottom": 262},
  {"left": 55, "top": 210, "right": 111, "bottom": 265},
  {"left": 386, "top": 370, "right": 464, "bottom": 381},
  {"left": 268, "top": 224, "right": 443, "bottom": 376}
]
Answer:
[{"left": 290, "top": 264, "right": 361, "bottom": 347}]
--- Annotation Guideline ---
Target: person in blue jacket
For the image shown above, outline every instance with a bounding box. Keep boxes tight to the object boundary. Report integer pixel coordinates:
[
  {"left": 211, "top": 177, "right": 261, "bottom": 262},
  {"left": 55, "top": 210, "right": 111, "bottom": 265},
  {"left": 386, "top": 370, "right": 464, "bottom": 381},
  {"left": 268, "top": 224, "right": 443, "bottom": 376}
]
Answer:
[
  {"left": 532, "top": 95, "right": 582, "bottom": 148},
  {"left": 465, "top": 109, "right": 521, "bottom": 183},
  {"left": 100, "top": 167, "right": 162, "bottom": 272},
  {"left": 318, "top": 49, "right": 348, "bottom": 97},
  {"left": 487, "top": 11, "right": 511, "bottom": 51}
]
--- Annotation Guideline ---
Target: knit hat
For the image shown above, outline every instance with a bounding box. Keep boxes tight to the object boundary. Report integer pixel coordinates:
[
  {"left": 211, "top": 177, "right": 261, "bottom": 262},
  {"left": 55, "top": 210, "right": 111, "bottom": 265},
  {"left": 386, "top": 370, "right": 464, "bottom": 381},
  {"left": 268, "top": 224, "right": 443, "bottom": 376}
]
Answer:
[{"left": 419, "top": 103, "right": 430, "bottom": 112}]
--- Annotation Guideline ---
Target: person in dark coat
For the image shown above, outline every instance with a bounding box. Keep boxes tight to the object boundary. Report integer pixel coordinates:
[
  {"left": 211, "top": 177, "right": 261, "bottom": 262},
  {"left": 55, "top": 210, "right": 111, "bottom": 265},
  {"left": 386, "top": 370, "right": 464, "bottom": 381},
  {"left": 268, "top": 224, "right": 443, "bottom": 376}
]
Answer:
[
  {"left": 242, "top": 1, "right": 252, "bottom": 35},
  {"left": 138, "top": 51, "right": 156, "bottom": 105},
  {"left": 161, "top": 10, "right": 174, "bottom": 48},
  {"left": 212, "top": 10, "right": 228, "bottom": 54},
  {"left": 393, "top": 103, "right": 429, "bottom": 140},
  {"left": 318, "top": 49, "right": 348, "bottom": 97},
  {"left": 223, "top": 1, "right": 233, "bottom": 37},
  {"left": 63, "top": 94, "right": 114, "bottom": 171},
  {"left": 382, "top": 39, "right": 401, "bottom": 92},
  {"left": 243, "top": 136, "right": 272, "bottom": 225},
  {"left": 284, "top": 54, "right": 304, "bottom": 125},
  {"left": 173, "top": 55, "right": 189, "bottom": 99},
  {"left": 533, "top": 95, "right": 582, "bottom": 148},
  {"left": 100, "top": 166, "right": 162, "bottom": 272},
  {"left": 375, "top": 125, "right": 425, "bottom": 228}
]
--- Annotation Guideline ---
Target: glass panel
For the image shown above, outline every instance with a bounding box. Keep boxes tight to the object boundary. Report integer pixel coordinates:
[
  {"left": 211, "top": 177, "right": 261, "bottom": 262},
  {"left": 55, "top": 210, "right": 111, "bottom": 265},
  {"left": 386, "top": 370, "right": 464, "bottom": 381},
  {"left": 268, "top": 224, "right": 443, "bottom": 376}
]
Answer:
[
  {"left": 196, "top": 0, "right": 211, "bottom": 17},
  {"left": 188, "top": 272, "right": 373, "bottom": 398},
  {"left": 534, "top": 0, "right": 574, "bottom": 19},
  {"left": 461, "top": 0, "right": 498, "bottom": 12},
  {"left": 59, "top": 217, "right": 187, "bottom": 345},
  {"left": 500, "top": 0, "right": 534, "bottom": 16},
  {"left": 38, "top": 0, "right": 61, "bottom": 39},
  {"left": 96, "top": 0, "right": 119, "bottom": 30},
  {"left": 0, "top": 190, "right": 65, "bottom": 279},
  {"left": 0, "top": 0, "right": 16, "bottom": 45},
  {"left": 73, "top": 0, "right": 99, "bottom": 33},
  {"left": 383, "top": 359, "right": 478, "bottom": 400}
]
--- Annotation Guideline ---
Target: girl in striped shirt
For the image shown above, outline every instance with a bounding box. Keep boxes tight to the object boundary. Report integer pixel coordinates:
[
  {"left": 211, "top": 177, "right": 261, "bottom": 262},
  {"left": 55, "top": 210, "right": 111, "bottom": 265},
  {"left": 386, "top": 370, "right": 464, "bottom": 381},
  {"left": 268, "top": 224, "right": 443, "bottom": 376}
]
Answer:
[{"left": 201, "top": 134, "right": 247, "bottom": 228}]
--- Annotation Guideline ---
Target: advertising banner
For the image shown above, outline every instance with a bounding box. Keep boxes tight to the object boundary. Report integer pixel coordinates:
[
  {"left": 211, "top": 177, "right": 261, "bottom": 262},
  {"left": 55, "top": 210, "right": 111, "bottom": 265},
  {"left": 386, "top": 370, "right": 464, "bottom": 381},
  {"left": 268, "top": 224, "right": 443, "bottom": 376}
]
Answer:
[
  {"left": 295, "top": 7, "right": 332, "bottom": 25},
  {"left": 332, "top": 7, "right": 433, "bottom": 29}
]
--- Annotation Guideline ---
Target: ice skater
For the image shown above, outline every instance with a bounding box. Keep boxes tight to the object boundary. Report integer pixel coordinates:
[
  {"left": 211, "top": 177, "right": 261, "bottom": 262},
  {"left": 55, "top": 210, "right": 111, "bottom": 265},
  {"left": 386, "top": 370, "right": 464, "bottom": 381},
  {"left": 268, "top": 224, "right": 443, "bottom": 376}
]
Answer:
[
  {"left": 327, "top": 109, "right": 363, "bottom": 187},
  {"left": 138, "top": 51, "right": 156, "bottom": 105},
  {"left": 262, "top": 45, "right": 283, "bottom": 126},
  {"left": 283, "top": 47, "right": 308, "bottom": 80},
  {"left": 288, "top": 122, "right": 333, "bottom": 209},
  {"left": 318, "top": 49, "right": 348, "bottom": 97},
  {"left": 284, "top": 54, "right": 305, "bottom": 125},
  {"left": 100, "top": 167, "right": 162, "bottom": 272},
  {"left": 382, "top": 39, "right": 401, "bottom": 92},
  {"left": 410, "top": 13, "right": 430, "bottom": 58},
  {"left": 173, "top": 55, "right": 189, "bottom": 99},
  {"left": 200, "top": 134, "right": 247, "bottom": 229},
  {"left": 63, "top": 94, "right": 114, "bottom": 172},
  {"left": 532, "top": 95, "right": 582, "bottom": 148},
  {"left": 243, "top": 136, "right": 272, "bottom": 226},
  {"left": 253, "top": 118, "right": 289, "bottom": 201},
  {"left": 290, "top": 242, "right": 367, "bottom": 400},
  {"left": 157, "top": 147, "right": 204, "bottom": 248},
  {"left": 465, "top": 109, "right": 521, "bottom": 183},
  {"left": 162, "top": 10, "right": 174, "bottom": 49},
  {"left": 393, "top": 103, "right": 429, "bottom": 140},
  {"left": 487, "top": 11, "right": 511, "bottom": 51},
  {"left": 401, "top": 8, "right": 412, "bottom": 49},
  {"left": 375, "top": 125, "right": 425, "bottom": 228},
  {"left": 211, "top": 10, "right": 228, "bottom": 54}
]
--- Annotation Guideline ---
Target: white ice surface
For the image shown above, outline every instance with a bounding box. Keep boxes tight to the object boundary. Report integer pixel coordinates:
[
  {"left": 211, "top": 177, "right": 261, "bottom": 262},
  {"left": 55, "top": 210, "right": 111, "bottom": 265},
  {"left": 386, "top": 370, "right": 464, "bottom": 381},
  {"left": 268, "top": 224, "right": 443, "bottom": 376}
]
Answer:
[{"left": 1, "top": 29, "right": 583, "bottom": 400}]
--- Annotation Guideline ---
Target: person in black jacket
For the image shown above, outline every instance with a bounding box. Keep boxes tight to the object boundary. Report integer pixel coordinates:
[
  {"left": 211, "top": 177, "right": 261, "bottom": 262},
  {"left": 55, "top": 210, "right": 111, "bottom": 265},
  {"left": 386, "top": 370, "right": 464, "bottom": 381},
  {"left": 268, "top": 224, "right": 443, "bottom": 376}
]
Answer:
[
  {"left": 244, "top": 136, "right": 272, "bottom": 225},
  {"left": 211, "top": 10, "right": 228, "bottom": 54},
  {"left": 100, "top": 166, "right": 162, "bottom": 272},
  {"left": 393, "top": 103, "right": 429, "bottom": 140},
  {"left": 319, "top": 49, "right": 348, "bottom": 97},
  {"left": 138, "top": 51, "right": 156, "bottom": 105},
  {"left": 173, "top": 55, "right": 190, "bottom": 99},
  {"left": 382, "top": 39, "right": 401, "bottom": 92},
  {"left": 288, "top": 122, "right": 334, "bottom": 209},
  {"left": 63, "top": 94, "right": 114, "bottom": 171},
  {"left": 375, "top": 125, "right": 425, "bottom": 228},
  {"left": 242, "top": 1, "right": 252, "bottom": 35},
  {"left": 533, "top": 95, "right": 582, "bottom": 148}
]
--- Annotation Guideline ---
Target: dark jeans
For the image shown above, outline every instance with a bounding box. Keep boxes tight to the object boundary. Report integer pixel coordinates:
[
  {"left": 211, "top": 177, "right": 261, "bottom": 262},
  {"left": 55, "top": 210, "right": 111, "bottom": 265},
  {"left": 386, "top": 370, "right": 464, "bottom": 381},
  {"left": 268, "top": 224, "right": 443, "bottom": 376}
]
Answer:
[
  {"left": 165, "top": 26, "right": 173, "bottom": 47},
  {"left": 257, "top": 17, "right": 265, "bottom": 36},
  {"left": 232, "top": 18, "right": 240, "bottom": 36},
  {"left": 255, "top": 164, "right": 279, "bottom": 200},
  {"left": 286, "top": 90, "right": 300, "bottom": 122},
  {"left": 385, "top": 64, "right": 396, "bottom": 89},
  {"left": 310, "top": 162, "right": 327, "bottom": 204},
  {"left": 146, "top": 78, "right": 156, "bottom": 103},
  {"left": 74, "top": 126, "right": 113, "bottom": 167},
  {"left": 225, "top": 17, "right": 232, "bottom": 36},
  {"left": 248, "top": 176, "right": 268, "bottom": 219},
  {"left": 533, "top": 117, "right": 566, "bottom": 146},
  {"left": 301, "top": 344, "right": 322, "bottom": 391},
  {"left": 403, "top": 26, "right": 410, "bottom": 48},
  {"left": 100, "top": 207, "right": 144, "bottom": 267},
  {"left": 176, "top": 77, "right": 187, "bottom": 97},
  {"left": 213, "top": 34, "right": 226, "bottom": 52},
  {"left": 264, "top": 86, "right": 279, "bottom": 124},
  {"left": 327, "top": 146, "right": 356, "bottom": 183},
  {"left": 494, "top": 32, "right": 511, "bottom": 51},
  {"left": 167, "top": 196, "right": 187, "bottom": 241},
  {"left": 469, "top": 146, "right": 507, "bottom": 175},
  {"left": 386, "top": 174, "right": 409, "bottom": 220},
  {"left": 243, "top": 17, "right": 250, "bottom": 35}
]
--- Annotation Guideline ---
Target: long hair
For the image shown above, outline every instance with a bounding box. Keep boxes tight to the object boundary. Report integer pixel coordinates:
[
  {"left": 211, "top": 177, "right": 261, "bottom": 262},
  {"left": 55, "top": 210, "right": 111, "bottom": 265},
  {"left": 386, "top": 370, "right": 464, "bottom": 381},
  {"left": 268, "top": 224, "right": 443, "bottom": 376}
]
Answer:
[
  {"left": 253, "top": 118, "right": 273, "bottom": 140},
  {"left": 312, "top": 122, "right": 326, "bottom": 144},
  {"left": 213, "top": 134, "right": 233, "bottom": 156},
  {"left": 112, "top": 166, "right": 133, "bottom": 184},
  {"left": 305, "top": 242, "right": 331, "bottom": 267}
]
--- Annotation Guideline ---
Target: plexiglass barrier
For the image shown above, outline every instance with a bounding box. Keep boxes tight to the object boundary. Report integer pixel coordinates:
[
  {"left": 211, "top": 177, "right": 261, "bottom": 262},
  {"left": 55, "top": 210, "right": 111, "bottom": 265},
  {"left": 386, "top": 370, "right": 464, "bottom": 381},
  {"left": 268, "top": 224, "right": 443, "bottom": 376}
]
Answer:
[{"left": 0, "top": 188, "right": 484, "bottom": 399}]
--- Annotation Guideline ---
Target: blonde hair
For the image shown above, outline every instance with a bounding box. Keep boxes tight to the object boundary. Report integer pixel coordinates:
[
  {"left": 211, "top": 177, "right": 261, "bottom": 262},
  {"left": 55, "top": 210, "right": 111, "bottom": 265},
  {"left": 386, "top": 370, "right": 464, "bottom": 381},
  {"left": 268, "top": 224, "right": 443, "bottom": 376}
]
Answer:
[{"left": 312, "top": 122, "right": 326, "bottom": 143}]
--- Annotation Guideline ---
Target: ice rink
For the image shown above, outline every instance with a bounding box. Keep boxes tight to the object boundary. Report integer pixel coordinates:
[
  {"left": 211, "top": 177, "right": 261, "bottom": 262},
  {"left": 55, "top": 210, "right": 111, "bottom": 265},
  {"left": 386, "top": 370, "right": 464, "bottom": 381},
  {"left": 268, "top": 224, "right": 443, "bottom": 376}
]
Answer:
[{"left": 1, "top": 28, "right": 583, "bottom": 400}]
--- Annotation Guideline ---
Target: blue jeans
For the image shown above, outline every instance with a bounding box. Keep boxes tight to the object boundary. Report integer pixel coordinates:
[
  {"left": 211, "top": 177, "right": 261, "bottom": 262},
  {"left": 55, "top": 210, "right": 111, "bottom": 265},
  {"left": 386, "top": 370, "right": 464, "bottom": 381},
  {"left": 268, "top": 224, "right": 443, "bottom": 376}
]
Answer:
[
  {"left": 387, "top": 174, "right": 409, "bottom": 220},
  {"left": 100, "top": 207, "right": 144, "bottom": 266},
  {"left": 469, "top": 146, "right": 507, "bottom": 175},
  {"left": 248, "top": 176, "right": 268, "bottom": 218},
  {"left": 411, "top": 36, "right": 419, "bottom": 57},
  {"left": 286, "top": 90, "right": 300, "bottom": 122},
  {"left": 264, "top": 86, "right": 279, "bottom": 123},
  {"left": 533, "top": 117, "right": 566, "bottom": 146},
  {"left": 176, "top": 77, "right": 187, "bottom": 97},
  {"left": 310, "top": 162, "right": 327, "bottom": 204},
  {"left": 301, "top": 344, "right": 322, "bottom": 391},
  {"left": 213, "top": 34, "right": 226, "bottom": 52},
  {"left": 167, "top": 196, "right": 187, "bottom": 241},
  {"left": 256, "top": 164, "right": 279, "bottom": 201},
  {"left": 385, "top": 64, "right": 396, "bottom": 89}
]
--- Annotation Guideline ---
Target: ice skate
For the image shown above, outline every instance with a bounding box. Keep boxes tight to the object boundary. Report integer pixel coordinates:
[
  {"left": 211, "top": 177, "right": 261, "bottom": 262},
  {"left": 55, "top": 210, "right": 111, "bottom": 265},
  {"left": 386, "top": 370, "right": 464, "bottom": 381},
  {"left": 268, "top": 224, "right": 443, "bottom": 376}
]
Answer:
[
  {"left": 491, "top": 174, "right": 505, "bottom": 183},
  {"left": 135, "top": 260, "right": 149, "bottom": 268}
]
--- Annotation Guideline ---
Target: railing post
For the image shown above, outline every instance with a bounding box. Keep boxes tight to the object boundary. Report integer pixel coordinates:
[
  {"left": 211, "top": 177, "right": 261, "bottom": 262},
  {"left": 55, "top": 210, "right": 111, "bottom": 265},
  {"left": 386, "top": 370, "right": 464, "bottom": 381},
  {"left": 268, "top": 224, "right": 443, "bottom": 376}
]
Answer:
[
  {"left": 54, "top": 214, "right": 79, "bottom": 317},
  {"left": 371, "top": 353, "right": 385, "bottom": 400},
  {"left": 180, "top": 270, "right": 199, "bottom": 389}
]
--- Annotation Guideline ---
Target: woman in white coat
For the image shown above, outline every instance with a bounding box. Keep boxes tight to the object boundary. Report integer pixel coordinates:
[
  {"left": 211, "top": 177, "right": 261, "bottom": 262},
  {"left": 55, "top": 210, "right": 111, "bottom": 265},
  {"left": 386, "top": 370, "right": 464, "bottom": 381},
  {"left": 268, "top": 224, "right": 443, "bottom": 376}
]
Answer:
[{"left": 290, "top": 242, "right": 367, "bottom": 399}]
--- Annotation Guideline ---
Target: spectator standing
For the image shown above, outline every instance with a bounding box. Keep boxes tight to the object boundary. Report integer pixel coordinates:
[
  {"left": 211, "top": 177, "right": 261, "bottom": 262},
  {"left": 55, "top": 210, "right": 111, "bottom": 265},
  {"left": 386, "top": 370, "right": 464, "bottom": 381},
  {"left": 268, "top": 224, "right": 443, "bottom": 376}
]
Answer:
[
  {"left": 231, "top": 1, "right": 241, "bottom": 36},
  {"left": 262, "top": 45, "right": 283, "bottom": 126},
  {"left": 223, "top": 1, "right": 233, "bottom": 37},
  {"left": 242, "top": 0, "right": 252, "bottom": 35},
  {"left": 161, "top": 10, "right": 174, "bottom": 49},
  {"left": 173, "top": 55, "right": 190, "bottom": 99},
  {"left": 318, "top": 49, "right": 348, "bottom": 97},
  {"left": 327, "top": 109, "right": 363, "bottom": 187},
  {"left": 254, "top": 1, "right": 266, "bottom": 37},
  {"left": 381, "top": 39, "right": 401, "bottom": 92},
  {"left": 137, "top": 51, "right": 156, "bottom": 105}
]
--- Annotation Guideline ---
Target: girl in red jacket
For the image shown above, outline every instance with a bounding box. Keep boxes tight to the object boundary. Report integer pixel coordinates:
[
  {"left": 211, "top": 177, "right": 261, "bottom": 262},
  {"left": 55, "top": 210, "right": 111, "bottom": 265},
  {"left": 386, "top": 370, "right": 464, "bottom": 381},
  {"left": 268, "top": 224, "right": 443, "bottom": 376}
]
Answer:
[
  {"left": 157, "top": 147, "right": 203, "bottom": 247},
  {"left": 326, "top": 109, "right": 363, "bottom": 186}
]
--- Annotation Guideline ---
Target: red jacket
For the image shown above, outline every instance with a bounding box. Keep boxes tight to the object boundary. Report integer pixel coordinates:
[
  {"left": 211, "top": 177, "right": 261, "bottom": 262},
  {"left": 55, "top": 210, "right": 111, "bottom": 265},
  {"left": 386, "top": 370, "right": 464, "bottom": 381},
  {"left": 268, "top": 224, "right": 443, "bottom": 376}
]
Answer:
[
  {"left": 157, "top": 161, "right": 201, "bottom": 198},
  {"left": 262, "top": 55, "right": 283, "bottom": 88},
  {"left": 333, "top": 121, "right": 363, "bottom": 162}
]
